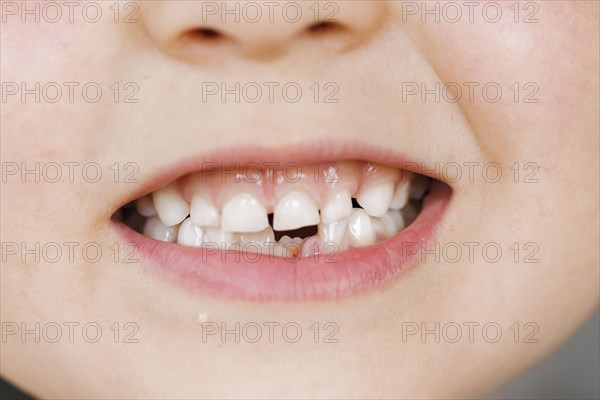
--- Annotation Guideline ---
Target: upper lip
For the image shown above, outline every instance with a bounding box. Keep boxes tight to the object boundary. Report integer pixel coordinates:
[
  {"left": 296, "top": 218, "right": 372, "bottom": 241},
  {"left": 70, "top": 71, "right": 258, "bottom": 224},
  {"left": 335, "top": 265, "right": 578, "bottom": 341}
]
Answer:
[
  {"left": 111, "top": 139, "right": 453, "bottom": 301},
  {"left": 112, "top": 139, "right": 453, "bottom": 214}
]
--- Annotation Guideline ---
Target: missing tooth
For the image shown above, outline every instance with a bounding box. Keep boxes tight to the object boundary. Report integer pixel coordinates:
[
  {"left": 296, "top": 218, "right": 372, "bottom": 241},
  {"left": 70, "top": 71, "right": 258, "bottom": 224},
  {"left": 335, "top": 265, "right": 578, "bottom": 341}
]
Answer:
[{"left": 267, "top": 213, "right": 318, "bottom": 241}]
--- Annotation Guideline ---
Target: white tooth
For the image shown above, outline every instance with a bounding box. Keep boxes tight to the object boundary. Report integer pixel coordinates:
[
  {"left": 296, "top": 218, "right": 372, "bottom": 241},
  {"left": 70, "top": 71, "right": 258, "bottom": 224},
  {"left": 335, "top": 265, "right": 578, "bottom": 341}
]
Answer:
[
  {"left": 234, "top": 227, "right": 275, "bottom": 247},
  {"left": 301, "top": 236, "right": 325, "bottom": 258},
  {"left": 234, "top": 227, "right": 276, "bottom": 256},
  {"left": 279, "top": 235, "right": 299, "bottom": 246},
  {"left": 347, "top": 209, "right": 376, "bottom": 247},
  {"left": 152, "top": 185, "right": 190, "bottom": 226},
  {"left": 389, "top": 181, "right": 410, "bottom": 210},
  {"left": 321, "top": 191, "right": 352, "bottom": 224},
  {"left": 410, "top": 175, "right": 431, "bottom": 199},
  {"left": 143, "top": 216, "right": 178, "bottom": 242},
  {"left": 376, "top": 210, "right": 406, "bottom": 238},
  {"left": 191, "top": 194, "right": 220, "bottom": 228},
  {"left": 221, "top": 193, "right": 268, "bottom": 233},
  {"left": 273, "top": 191, "right": 320, "bottom": 231},
  {"left": 203, "top": 227, "right": 233, "bottom": 249},
  {"left": 135, "top": 195, "right": 157, "bottom": 217},
  {"left": 177, "top": 218, "right": 204, "bottom": 247},
  {"left": 318, "top": 218, "right": 348, "bottom": 248},
  {"left": 356, "top": 182, "right": 395, "bottom": 217}
]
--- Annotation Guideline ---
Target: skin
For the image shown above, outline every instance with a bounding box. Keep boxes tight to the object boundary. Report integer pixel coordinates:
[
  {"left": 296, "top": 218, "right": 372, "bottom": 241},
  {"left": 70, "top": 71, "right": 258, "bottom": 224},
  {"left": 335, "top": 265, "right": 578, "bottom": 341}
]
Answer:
[{"left": 1, "top": 1, "right": 598, "bottom": 398}]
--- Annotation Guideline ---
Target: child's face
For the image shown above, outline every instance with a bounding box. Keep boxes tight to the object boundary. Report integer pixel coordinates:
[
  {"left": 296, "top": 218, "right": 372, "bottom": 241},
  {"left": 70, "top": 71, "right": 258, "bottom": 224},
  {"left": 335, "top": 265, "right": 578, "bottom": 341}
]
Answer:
[{"left": 1, "top": 1, "right": 598, "bottom": 398}]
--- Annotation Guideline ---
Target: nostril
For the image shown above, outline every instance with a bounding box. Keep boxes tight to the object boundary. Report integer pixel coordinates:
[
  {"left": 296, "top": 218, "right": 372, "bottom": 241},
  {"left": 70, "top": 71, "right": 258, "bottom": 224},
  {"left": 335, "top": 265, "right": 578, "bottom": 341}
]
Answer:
[
  {"left": 183, "top": 27, "right": 227, "bottom": 43},
  {"left": 306, "top": 21, "right": 345, "bottom": 35}
]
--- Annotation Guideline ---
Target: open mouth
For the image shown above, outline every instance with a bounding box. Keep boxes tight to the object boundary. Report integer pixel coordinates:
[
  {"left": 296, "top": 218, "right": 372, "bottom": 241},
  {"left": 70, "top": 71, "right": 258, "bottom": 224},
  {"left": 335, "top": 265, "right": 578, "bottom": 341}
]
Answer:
[{"left": 113, "top": 145, "right": 452, "bottom": 301}]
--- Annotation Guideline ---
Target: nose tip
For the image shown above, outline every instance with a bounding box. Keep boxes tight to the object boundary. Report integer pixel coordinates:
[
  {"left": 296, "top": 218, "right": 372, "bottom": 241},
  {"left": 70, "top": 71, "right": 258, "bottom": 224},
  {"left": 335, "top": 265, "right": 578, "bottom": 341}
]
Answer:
[{"left": 140, "top": 1, "right": 387, "bottom": 62}]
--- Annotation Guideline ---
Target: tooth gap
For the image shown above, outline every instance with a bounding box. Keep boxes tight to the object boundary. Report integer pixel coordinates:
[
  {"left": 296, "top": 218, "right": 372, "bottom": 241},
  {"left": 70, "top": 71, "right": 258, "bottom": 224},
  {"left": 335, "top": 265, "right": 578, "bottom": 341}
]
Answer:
[
  {"left": 351, "top": 198, "right": 362, "bottom": 209},
  {"left": 273, "top": 225, "right": 318, "bottom": 242}
]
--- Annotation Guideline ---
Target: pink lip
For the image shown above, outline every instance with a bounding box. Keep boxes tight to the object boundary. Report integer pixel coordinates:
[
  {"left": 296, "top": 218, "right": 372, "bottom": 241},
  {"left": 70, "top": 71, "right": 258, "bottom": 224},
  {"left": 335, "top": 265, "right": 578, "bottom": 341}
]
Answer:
[
  {"left": 113, "top": 142, "right": 453, "bottom": 301},
  {"left": 114, "top": 141, "right": 446, "bottom": 208}
]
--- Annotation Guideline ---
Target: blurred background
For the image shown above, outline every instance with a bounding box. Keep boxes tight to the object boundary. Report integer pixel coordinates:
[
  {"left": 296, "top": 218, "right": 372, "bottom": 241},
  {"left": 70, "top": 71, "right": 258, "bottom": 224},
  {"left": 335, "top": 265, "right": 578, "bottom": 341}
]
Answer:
[{"left": 1, "top": 308, "right": 599, "bottom": 399}]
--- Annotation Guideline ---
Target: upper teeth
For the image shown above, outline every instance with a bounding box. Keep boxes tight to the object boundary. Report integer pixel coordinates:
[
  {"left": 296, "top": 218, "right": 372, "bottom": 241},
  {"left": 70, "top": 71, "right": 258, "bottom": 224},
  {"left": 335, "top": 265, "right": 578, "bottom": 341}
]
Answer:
[
  {"left": 133, "top": 162, "right": 426, "bottom": 257},
  {"left": 320, "top": 190, "right": 352, "bottom": 224},
  {"left": 221, "top": 193, "right": 269, "bottom": 233},
  {"left": 190, "top": 194, "right": 220, "bottom": 228},
  {"left": 356, "top": 181, "right": 395, "bottom": 218},
  {"left": 135, "top": 195, "right": 157, "bottom": 217},
  {"left": 273, "top": 191, "right": 320, "bottom": 231},
  {"left": 152, "top": 184, "right": 190, "bottom": 226},
  {"left": 389, "top": 179, "right": 410, "bottom": 210}
]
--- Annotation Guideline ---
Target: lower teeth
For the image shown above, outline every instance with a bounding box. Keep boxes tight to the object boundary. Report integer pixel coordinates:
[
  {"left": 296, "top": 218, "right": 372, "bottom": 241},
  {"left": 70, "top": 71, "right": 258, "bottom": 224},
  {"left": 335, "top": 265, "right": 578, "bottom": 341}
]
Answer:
[{"left": 122, "top": 196, "right": 425, "bottom": 260}]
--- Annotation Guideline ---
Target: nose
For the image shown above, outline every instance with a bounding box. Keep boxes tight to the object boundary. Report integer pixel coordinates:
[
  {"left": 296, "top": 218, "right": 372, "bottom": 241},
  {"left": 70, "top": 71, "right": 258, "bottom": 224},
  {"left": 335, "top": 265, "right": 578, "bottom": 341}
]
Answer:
[{"left": 140, "top": 1, "right": 387, "bottom": 62}]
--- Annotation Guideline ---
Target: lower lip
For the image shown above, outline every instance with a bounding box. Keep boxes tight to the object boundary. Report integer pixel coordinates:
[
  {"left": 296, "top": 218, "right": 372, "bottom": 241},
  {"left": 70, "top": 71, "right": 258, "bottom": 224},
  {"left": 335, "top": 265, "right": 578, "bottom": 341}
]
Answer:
[{"left": 115, "top": 181, "right": 451, "bottom": 302}]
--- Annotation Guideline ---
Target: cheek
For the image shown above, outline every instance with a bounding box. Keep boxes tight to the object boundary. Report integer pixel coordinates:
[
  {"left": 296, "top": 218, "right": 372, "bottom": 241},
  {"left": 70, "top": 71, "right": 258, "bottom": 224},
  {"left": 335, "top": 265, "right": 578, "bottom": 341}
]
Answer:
[
  {"left": 1, "top": 10, "right": 133, "bottom": 214},
  {"left": 402, "top": 1, "right": 597, "bottom": 164},
  {"left": 2, "top": 20, "right": 85, "bottom": 160}
]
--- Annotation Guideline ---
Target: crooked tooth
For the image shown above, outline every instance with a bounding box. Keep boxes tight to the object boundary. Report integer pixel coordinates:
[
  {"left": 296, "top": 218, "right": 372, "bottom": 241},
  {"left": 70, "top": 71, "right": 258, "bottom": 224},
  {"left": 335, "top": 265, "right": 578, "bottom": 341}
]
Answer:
[
  {"left": 152, "top": 185, "right": 190, "bottom": 226},
  {"left": 143, "top": 216, "right": 178, "bottom": 242},
  {"left": 177, "top": 218, "right": 204, "bottom": 247},
  {"left": 191, "top": 194, "right": 220, "bottom": 228},
  {"left": 347, "top": 209, "right": 376, "bottom": 247},
  {"left": 135, "top": 195, "right": 157, "bottom": 217},
  {"left": 221, "top": 193, "right": 268, "bottom": 233},
  {"left": 203, "top": 227, "right": 233, "bottom": 249},
  {"left": 356, "top": 181, "right": 395, "bottom": 218},
  {"left": 273, "top": 191, "right": 320, "bottom": 231},
  {"left": 389, "top": 180, "right": 410, "bottom": 210},
  {"left": 321, "top": 190, "right": 352, "bottom": 224},
  {"left": 376, "top": 210, "right": 406, "bottom": 238},
  {"left": 318, "top": 219, "right": 348, "bottom": 252}
]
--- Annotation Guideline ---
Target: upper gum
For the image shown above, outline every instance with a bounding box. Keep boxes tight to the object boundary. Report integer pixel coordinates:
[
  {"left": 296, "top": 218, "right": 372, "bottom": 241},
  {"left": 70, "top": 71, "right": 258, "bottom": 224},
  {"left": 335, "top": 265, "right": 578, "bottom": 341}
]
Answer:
[{"left": 177, "top": 161, "right": 410, "bottom": 213}]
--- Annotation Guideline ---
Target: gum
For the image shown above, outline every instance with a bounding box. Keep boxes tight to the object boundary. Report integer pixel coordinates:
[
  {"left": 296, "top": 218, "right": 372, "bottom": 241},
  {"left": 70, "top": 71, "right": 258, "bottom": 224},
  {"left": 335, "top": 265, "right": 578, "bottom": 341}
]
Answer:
[{"left": 178, "top": 160, "right": 409, "bottom": 213}]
